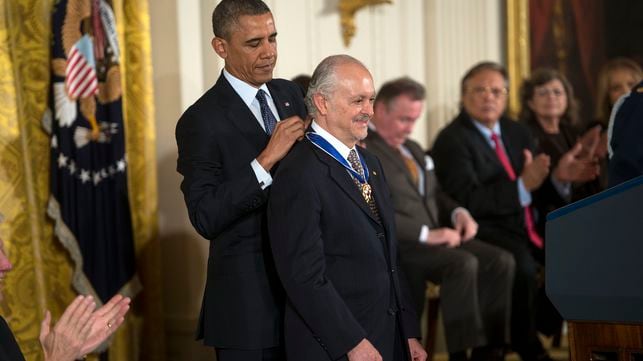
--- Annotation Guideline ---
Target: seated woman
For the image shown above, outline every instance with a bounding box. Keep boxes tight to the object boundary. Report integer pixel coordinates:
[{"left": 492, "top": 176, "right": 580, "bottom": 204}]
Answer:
[
  {"left": 519, "top": 68, "right": 601, "bottom": 338},
  {"left": 594, "top": 57, "right": 643, "bottom": 129},
  {"left": 0, "top": 236, "right": 130, "bottom": 361},
  {"left": 591, "top": 58, "right": 643, "bottom": 189},
  {"left": 607, "top": 79, "right": 643, "bottom": 186},
  {"left": 520, "top": 69, "right": 601, "bottom": 230}
]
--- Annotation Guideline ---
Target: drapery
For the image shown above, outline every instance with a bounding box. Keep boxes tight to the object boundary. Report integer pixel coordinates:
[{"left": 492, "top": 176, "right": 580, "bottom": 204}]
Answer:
[{"left": 0, "top": 0, "right": 163, "bottom": 359}]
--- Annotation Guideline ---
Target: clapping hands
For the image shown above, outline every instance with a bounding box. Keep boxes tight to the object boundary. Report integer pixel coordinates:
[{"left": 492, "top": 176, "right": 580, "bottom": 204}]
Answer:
[{"left": 39, "top": 294, "right": 131, "bottom": 361}]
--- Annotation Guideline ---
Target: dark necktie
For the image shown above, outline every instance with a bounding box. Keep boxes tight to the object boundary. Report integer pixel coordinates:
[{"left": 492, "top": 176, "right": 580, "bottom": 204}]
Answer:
[
  {"left": 490, "top": 132, "right": 544, "bottom": 249},
  {"left": 256, "top": 89, "right": 277, "bottom": 135},
  {"left": 347, "top": 149, "right": 381, "bottom": 222}
]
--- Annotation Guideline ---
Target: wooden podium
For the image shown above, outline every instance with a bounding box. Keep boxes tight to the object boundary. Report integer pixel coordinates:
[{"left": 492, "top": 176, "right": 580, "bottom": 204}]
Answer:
[{"left": 546, "top": 175, "right": 643, "bottom": 361}]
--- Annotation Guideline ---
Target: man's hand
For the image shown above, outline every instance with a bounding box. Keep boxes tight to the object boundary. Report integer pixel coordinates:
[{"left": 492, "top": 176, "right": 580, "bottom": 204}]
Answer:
[
  {"left": 521, "top": 149, "right": 550, "bottom": 191},
  {"left": 552, "top": 143, "right": 599, "bottom": 183},
  {"left": 257, "top": 116, "right": 305, "bottom": 172},
  {"left": 426, "top": 228, "right": 461, "bottom": 248},
  {"left": 453, "top": 210, "right": 478, "bottom": 242},
  {"left": 40, "top": 295, "right": 94, "bottom": 361},
  {"left": 78, "top": 294, "right": 131, "bottom": 357},
  {"left": 408, "top": 338, "right": 428, "bottom": 361},
  {"left": 347, "top": 338, "right": 383, "bottom": 361}
]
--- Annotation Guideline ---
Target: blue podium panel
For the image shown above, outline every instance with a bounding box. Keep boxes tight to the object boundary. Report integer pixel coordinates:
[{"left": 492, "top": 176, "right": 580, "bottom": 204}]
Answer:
[{"left": 546, "top": 175, "right": 643, "bottom": 323}]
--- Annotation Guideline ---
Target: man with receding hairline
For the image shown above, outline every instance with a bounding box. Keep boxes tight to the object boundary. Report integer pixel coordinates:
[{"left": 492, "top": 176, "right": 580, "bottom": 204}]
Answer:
[
  {"left": 366, "top": 77, "right": 514, "bottom": 361},
  {"left": 175, "top": 0, "right": 307, "bottom": 359},
  {"left": 269, "top": 55, "right": 426, "bottom": 361},
  {"left": 432, "top": 62, "right": 553, "bottom": 361}
]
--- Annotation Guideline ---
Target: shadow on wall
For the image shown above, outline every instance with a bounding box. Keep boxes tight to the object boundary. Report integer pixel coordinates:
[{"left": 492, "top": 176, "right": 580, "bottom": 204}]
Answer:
[{"left": 157, "top": 149, "right": 215, "bottom": 361}]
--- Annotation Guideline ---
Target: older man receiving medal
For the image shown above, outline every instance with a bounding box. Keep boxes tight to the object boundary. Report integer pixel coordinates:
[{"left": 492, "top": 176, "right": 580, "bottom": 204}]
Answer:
[{"left": 268, "top": 54, "right": 427, "bottom": 361}]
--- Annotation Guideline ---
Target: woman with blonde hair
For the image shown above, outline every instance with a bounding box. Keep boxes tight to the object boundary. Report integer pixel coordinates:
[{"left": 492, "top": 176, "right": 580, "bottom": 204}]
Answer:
[{"left": 594, "top": 57, "right": 642, "bottom": 126}]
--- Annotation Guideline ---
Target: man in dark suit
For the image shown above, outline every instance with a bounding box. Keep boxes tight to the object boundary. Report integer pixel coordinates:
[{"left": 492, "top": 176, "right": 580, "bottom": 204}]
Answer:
[
  {"left": 365, "top": 77, "right": 514, "bottom": 361},
  {"left": 268, "top": 55, "right": 427, "bottom": 361},
  {"left": 175, "top": 1, "right": 307, "bottom": 359},
  {"left": 431, "top": 62, "right": 552, "bottom": 361}
]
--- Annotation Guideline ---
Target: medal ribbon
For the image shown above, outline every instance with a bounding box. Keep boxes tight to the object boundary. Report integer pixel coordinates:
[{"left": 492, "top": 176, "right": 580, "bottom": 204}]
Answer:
[{"left": 306, "top": 132, "right": 370, "bottom": 184}]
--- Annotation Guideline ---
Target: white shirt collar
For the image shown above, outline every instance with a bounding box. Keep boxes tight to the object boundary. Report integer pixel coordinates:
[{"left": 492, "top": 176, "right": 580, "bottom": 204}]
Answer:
[
  {"left": 471, "top": 118, "right": 501, "bottom": 147},
  {"left": 311, "top": 120, "right": 355, "bottom": 160},
  {"left": 223, "top": 69, "right": 272, "bottom": 109}
]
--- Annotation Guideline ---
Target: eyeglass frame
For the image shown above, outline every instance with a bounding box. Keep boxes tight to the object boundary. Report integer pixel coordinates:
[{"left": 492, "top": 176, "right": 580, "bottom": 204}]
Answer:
[{"left": 467, "top": 86, "right": 509, "bottom": 98}]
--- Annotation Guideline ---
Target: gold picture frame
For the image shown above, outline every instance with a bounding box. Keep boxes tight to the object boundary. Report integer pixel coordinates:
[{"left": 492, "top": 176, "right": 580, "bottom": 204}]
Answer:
[{"left": 505, "top": 0, "right": 530, "bottom": 118}]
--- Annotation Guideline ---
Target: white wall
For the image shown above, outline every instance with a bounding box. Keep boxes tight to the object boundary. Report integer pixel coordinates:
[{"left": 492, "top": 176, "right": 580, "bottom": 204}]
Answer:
[{"left": 149, "top": 1, "right": 504, "bottom": 359}]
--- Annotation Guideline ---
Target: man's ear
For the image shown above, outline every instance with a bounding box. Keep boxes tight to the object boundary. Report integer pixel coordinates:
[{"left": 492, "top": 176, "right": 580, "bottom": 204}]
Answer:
[
  {"left": 212, "top": 37, "right": 227, "bottom": 58},
  {"left": 374, "top": 101, "right": 386, "bottom": 116},
  {"left": 312, "top": 93, "right": 328, "bottom": 116}
]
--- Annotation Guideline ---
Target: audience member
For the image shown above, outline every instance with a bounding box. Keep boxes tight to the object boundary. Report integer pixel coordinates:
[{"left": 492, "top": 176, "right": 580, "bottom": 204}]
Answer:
[
  {"left": 607, "top": 80, "right": 643, "bottom": 186},
  {"left": 432, "top": 62, "right": 553, "bottom": 361},
  {"left": 591, "top": 58, "right": 643, "bottom": 189},
  {"left": 268, "top": 55, "right": 426, "bottom": 361},
  {"left": 365, "top": 77, "right": 514, "bottom": 361},
  {"left": 519, "top": 68, "right": 600, "bottom": 242},
  {"left": 0, "top": 237, "right": 130, "bottom": 361},
  {"left": 518, "top": 68, "right": 600, "bottom": 339},
  {"left": 594, "top": 57, "right": 643, "bottom": 128}
]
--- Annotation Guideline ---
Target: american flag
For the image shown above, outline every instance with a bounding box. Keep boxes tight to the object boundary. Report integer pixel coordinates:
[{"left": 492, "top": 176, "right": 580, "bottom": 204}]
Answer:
[
  {"left": 49, "top": 0, "right": 138, "bottom": 317},
  {"left": 65, "top": 35, "right": 99, "bottom": 100}
]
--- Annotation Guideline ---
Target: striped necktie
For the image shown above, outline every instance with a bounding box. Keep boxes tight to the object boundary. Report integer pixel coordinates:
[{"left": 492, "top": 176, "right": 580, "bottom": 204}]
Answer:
[{"left": 348, "top": 149, "right": 381, "bottom": 222}]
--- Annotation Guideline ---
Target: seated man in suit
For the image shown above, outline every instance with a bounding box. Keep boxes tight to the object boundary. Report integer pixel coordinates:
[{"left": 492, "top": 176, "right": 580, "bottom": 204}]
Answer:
[
  {"left": 268, "top": 55, "right": 427, "bottom": 361},
  {"left": 365, "top": 77, "right": 514, "bottom": 361},
  {"left": 431, "top": 62, "right": 552, "bottom": 361}
]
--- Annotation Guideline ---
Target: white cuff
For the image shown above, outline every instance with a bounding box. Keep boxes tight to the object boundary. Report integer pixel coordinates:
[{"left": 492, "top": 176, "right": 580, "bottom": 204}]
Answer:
[
  {"left": 550, "top": 174, "right": 572, "bottom": 201},
  {"left": 419, "top": 225, "right": 430, "bottom": 243},
  {"left": 251, "top": 159, "right": 272, "bottom": 190},
  {"left": 517, "top": 177, "right": 532, "bottom": 207}
]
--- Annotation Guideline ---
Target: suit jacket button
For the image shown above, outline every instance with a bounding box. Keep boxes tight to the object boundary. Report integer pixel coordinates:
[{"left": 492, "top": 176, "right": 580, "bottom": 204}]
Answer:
[{"left": 388, "top": 308, "right": 397, "bottom": 315}]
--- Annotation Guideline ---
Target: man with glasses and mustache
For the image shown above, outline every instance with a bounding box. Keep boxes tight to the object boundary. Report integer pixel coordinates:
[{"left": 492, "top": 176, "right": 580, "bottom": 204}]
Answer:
[
  {"left": 431, "top": 62, "right": 553, "bottom": 361},
  {"left": 269, "top": 55, "right": 426, "bottom": 361}
]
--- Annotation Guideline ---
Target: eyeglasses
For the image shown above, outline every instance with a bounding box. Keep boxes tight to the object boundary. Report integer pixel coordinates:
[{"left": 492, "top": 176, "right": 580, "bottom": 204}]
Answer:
[
  {"left": 534, "top": 88, "right": 565, "bottom": 97},
  {"left": 468, "top": 86, "right": 508, "bottom": 98}
]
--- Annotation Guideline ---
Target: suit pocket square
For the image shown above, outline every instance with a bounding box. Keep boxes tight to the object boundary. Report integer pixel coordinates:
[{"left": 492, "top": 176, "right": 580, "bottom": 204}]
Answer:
[{"left": 425, "top": 155, "right": 435, "bottom": 171}]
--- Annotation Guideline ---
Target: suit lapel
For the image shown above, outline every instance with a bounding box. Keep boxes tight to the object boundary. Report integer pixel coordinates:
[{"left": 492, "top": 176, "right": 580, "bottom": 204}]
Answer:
[
  {"left": 406, "top": 141, "right": 440, "bottom": 226},
  {"left": 216, "top": 76, "right": 269, "bottom": 154},
  {"left": 267, "top": 82, "right": 299, "bottom": 120},
  {"left": 499, "top": 119, "right": 522, "bottom": 174},
  {"left": 459, "top": 115, "right": 508, "bottom": 175},
  {"left": 311, "top": 143, "right": 380, "bottom": 224},
  {"left": 370, "top": 133, "right": 418, "bottom": 189},
  {"left": 365, "top": 154, "right": 392, "bottom": 229},
  {"left": 363, "top": 153, "right": 396, "bottom": 261}
]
